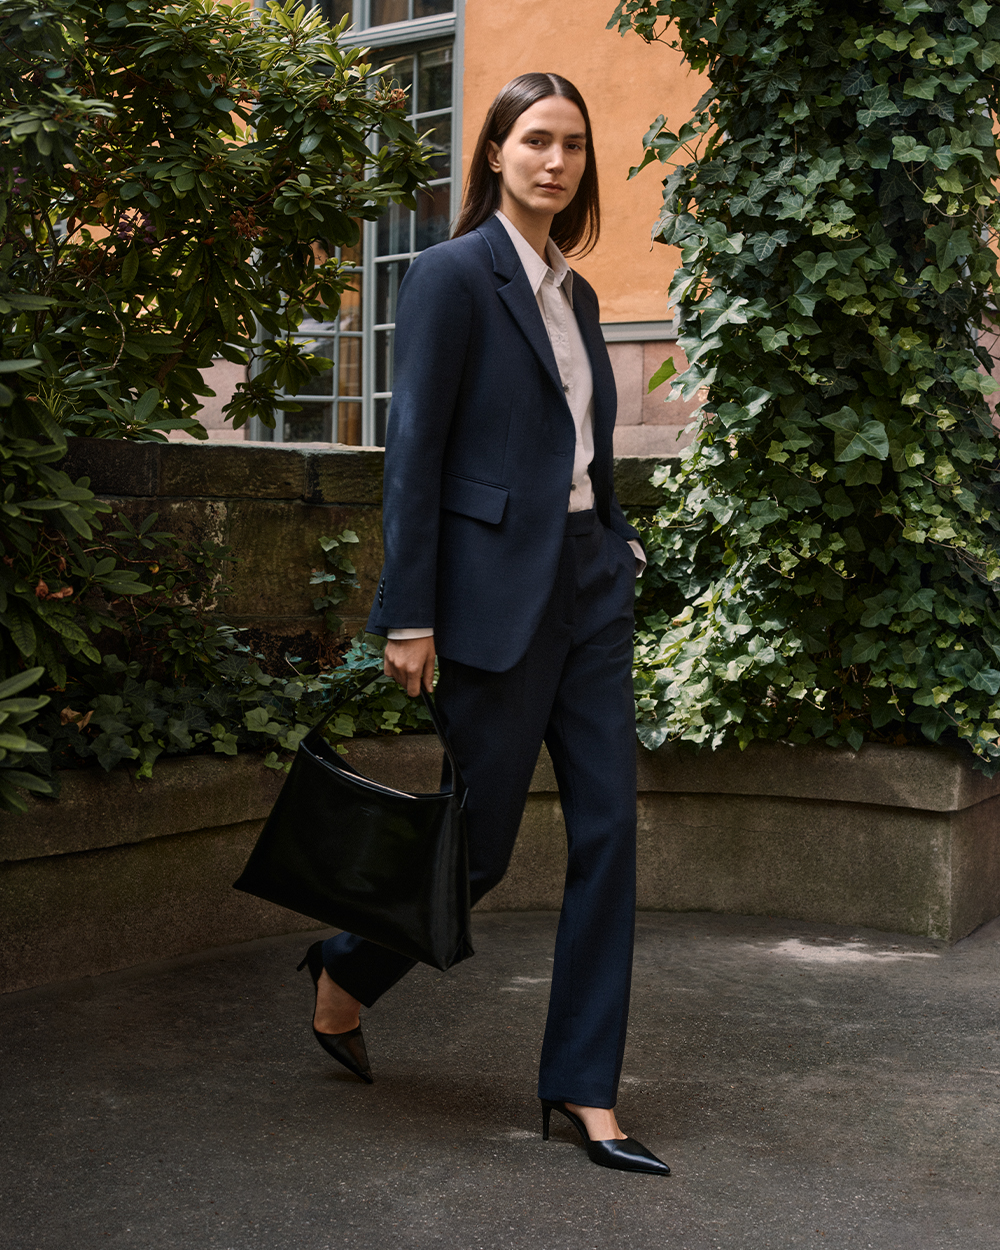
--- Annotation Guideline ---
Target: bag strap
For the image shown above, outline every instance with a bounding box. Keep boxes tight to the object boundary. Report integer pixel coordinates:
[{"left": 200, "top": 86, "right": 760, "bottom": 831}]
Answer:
[
  {"left": 310, "top": 669, "right": 466, "bottom": 802},
  {"left": 420, "top": 689, "right": 466, "bottom": 802}
]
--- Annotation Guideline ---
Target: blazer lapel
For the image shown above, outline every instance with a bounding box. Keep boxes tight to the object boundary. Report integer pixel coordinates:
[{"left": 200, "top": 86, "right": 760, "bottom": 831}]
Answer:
[
  {"left": 478, "top": 217, "right": 567, "bottom": 402},
  {"left": 573, "top": 286, "right": 616, "bottom": 456}
]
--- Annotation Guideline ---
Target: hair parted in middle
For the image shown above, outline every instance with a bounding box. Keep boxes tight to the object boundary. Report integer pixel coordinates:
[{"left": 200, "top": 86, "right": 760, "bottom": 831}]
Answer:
[{"left": 452, "top": 72, "right": 600, "bottom": 257}]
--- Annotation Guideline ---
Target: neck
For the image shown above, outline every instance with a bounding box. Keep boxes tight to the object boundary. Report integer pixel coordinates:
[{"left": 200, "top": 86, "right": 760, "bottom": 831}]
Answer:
[{"left": 498, "top": 194, "right": 552, "bottom": 261}]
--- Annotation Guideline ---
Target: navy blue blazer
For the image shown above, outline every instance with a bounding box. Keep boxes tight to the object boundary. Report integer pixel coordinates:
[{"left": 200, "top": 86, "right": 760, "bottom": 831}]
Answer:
[{"left": 366, "top": 213, "right": 640, "bottom": 673}]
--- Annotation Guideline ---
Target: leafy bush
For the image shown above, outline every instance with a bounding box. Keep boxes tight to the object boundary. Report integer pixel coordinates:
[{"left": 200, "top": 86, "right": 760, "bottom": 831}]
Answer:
[
  {"left": 1, "top": 512, "right": 432, "bottom": 811},
  {"left": 0, "top": 667, "right": 51, "bottom": 812},
  {"left": 612, "top": 0, "right": 1000, "bottom": 770},
  {"left": 311, "top": 529, "right": 361, "bottom": 633},
  {"left": 40, "top": 629, "right": 431, "bottom": 783},
  {"left": 0, "top": 0, "right": 435, "bottom": 812},
  {"left": 0, "top": 0, "right": 430, "bottom": 437}
]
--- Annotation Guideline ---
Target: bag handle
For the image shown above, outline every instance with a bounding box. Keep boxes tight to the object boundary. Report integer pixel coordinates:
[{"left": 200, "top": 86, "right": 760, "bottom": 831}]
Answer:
[
  {"left": 309, "top": 669, "right": 466, "bottom": 802},
  {"left": 419, "top": 689, "right": 466, "bottom": 803}
]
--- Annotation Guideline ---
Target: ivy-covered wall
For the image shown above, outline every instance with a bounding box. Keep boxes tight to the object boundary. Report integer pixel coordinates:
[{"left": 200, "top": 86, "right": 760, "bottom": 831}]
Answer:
[{"left": 612, "top": 0, "right": 1000, "bottom": 772}]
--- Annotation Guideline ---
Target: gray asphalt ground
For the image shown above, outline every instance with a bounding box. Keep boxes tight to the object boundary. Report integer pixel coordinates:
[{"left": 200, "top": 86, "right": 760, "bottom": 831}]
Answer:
[{"left": 2, "top": 911, "right": 1000, "bottom": 1250}]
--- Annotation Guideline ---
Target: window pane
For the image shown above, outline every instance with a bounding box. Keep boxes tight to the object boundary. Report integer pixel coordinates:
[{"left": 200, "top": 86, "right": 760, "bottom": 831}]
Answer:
[
  {"left": 337, "top": 402, "right": 363, "bottom": 446},
  {"left": 370, "top": 0, "right": 408, "bottom": 24},
  {"left": 378, "top": 52, "right": 413, "bottom": 99},
  {"left": 339, "top": 284, "right": 362, "bottom": 332},
  {"left": 296, "top": 335, "right": 336, "bottom": 396},
  {"left": 420, "top": 114, "right": 451, "bottom": 178},
  {"left": 320, "top": 0, "right": 353, "bottom": 24},
  {"left": 338, "top": 337, "right": 362, "bottom": 396},
  {"left": 415, "top": 184, "right": 450, "bottom": 251},
  {"left": 418, "top": 45, "right": 452, "bottom": 113},
  {"left": 284, "top": 405, "right": 334, "bottom": 442},
  {"left": 375, "top": 329, "right": 394, "bottom": 393},
  {"left": 375, "top": 397, "right": 391, "bottom": 447},
  {"left": 414, "top": 0, "right": 453, "bottom": 14},
  {"left": 375, "top": 259, "right": 409, "bottom": 324},
  {"left": 377, "top": 202, "right": 412, "bottom": 256}
]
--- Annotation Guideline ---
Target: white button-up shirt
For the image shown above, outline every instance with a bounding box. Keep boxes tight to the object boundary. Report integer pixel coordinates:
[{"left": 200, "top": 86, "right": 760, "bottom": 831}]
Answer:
[{"left": 495, "top": 211, "right": 596, "bottom": 512}]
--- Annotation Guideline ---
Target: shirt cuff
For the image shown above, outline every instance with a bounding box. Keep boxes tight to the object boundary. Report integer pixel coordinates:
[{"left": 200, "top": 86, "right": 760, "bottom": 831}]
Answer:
[
  {"left": 386, "top": 627, "right": 435, "bottom": 640},
  {"left": 628, "top": 539, "right": 647, "bottom": 576}
]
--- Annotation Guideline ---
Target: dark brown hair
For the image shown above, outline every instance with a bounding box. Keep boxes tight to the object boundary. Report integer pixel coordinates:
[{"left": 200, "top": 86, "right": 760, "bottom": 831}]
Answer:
[{"left": 452, "top": 72, "right": 600, "bottom": 257}]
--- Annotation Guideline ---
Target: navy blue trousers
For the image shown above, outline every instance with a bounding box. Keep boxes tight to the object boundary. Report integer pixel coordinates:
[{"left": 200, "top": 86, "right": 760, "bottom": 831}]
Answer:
[{"left": 322, "top": 508, "right": 638, "bottom": 1108}]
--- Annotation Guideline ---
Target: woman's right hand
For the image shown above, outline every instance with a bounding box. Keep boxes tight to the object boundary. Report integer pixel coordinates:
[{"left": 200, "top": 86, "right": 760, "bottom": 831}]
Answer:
[{"left": 384, "top": 635, "right": 437, "bottom": 697}]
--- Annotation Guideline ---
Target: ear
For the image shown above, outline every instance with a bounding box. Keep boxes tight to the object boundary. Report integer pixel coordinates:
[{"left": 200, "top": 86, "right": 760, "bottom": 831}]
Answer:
[{"left": 486, "top": 140, "right": 502, "bottom": 174}]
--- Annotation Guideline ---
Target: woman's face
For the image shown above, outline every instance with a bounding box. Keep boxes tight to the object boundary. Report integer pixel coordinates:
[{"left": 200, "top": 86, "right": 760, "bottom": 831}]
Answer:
[{"left": 487, "top": 95, "right": 588, "bottom": 222}]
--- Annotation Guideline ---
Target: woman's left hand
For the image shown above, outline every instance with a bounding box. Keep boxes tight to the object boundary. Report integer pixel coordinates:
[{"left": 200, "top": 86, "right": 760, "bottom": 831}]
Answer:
[{"left": 384, "top": 635, "right": 437, "bottom": 697}]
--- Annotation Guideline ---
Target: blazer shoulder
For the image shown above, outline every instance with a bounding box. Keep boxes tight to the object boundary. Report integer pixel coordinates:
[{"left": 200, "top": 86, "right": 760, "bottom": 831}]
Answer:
[{"left": 405, "top": 232, "right": 492, "bottom": 288}]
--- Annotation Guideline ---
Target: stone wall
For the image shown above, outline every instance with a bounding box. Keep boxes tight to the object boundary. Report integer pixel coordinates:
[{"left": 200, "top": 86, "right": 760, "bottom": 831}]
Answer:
[
  {"left": 606, "top": 339, "right": 698, "bottom": 456},
  {"left": 61, "top": 440, "right": 669, "bottom": 667},
  {"left": 4, "top": 440, "right": 997, "bottom": 994}
]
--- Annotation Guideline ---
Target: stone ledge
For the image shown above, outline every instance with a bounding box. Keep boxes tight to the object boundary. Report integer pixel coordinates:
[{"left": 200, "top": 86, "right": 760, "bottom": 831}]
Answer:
[
  {"left": 0, "top": 739, "right": 552, "bottom": 864},
  {"left": 6, "top": 737, "right": 999, "bottom": 865},
  {"left": 641, "top": 740, "right": 1000, "bottom": 813},
  {"left": 0, "top": 754, "right": 287, "bottom": 863},
  {"left": 60, "top": 438, "right": 672, "bottom": 509}
]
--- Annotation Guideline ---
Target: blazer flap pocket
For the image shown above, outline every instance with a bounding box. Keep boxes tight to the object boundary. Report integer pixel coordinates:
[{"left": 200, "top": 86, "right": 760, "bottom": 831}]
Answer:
[{"left": 441, "top": 473, "right": 509, "bottom": 525}]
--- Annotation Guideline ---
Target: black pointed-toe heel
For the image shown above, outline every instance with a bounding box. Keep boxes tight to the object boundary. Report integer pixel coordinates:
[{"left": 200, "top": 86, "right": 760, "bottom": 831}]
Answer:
[
  {"left": 541, "top": 1099, "right": 670, "bottom": 1175},
  {"left": 297, "top": 942, "right": 374, "bottom": 1084}
]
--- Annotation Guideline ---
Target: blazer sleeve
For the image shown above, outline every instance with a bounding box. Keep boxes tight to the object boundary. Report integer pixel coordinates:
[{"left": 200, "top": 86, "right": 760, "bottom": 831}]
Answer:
[{"left": 368, "top": 245, "right": 473, "bottom": 633}]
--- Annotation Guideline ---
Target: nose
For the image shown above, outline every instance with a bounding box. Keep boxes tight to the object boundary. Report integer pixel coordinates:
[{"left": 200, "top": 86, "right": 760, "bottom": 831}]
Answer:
[{"left": 545, "top": 143, "right": 565, "bottom": 173}]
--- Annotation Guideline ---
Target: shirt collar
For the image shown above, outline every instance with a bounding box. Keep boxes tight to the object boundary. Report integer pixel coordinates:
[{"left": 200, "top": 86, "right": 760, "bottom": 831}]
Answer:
[{"left": 495, "top": 211, "right": 574, "bottom": 307}]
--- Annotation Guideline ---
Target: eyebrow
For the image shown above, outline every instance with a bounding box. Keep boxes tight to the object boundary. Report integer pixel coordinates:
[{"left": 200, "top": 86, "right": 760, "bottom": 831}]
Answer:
[{"left": 521, "top": 127, "right": 587, "bottom": 140}]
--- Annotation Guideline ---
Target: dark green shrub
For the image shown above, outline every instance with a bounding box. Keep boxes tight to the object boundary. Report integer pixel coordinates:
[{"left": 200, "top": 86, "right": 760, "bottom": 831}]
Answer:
[
  {"left": 0, "top": 0, "right": 429, "bottom": 435},
  {"left": 612, "top": 0, "right": 1000, "bottom": 770},
  {"left": 0, "top": 0, "right": 434, "bottom": 810}
]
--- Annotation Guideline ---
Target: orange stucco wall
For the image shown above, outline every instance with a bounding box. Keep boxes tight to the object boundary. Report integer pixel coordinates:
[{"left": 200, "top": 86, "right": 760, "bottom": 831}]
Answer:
[{"left": 461, "top": 0, "right": 705, "bottom": 323}]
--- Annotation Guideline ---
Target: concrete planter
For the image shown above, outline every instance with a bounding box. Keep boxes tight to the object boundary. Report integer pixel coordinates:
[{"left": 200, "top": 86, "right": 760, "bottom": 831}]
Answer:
[{"left": 3, "top": 737, "right": 998, "bottom": 993}]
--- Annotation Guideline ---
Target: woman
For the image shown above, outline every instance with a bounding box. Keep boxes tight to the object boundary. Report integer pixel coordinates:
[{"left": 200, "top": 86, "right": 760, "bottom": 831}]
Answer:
[{"left": 298, "top": 72, "right": 669, "bottom": 1176}]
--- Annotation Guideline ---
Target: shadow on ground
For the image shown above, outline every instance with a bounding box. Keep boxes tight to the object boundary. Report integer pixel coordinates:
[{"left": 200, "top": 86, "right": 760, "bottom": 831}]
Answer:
[{"left": 3, "top": 912, "right": 999, "bottom": 1249}]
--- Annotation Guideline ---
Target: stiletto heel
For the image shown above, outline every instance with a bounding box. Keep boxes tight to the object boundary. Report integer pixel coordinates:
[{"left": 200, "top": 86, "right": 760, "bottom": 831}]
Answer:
[
  {"left": 298, "top": 942, "right": 374, "bottom": 1084},
  {"left": 539, "top": 1099, "right": 670, "bottom": 1175}
]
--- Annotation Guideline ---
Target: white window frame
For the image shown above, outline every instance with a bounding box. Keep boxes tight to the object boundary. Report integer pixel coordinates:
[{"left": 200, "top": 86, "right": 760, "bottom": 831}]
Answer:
[{"left": 249, "top": 2, "right": 464, "bottom": 445}]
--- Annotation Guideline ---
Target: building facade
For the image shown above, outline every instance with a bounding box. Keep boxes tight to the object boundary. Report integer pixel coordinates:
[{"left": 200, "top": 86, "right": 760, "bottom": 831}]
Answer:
[{"left": 191, "top": 0, "right": 701, "bottom": 454}]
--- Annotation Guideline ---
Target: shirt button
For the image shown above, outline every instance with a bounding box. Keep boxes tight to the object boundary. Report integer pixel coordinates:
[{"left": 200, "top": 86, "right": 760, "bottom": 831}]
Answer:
[{"left": 571, "top": 483, "right": 577, "bottom": 491}]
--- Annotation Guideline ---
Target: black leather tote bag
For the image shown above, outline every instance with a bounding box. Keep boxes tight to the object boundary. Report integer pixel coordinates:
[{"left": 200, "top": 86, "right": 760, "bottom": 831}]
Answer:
[{"left": 233, "top": 678, "right": 472, "bottom": 972}]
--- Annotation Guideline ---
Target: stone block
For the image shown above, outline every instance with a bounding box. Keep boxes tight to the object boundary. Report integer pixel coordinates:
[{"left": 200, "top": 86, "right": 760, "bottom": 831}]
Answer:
[
  {"left": 641, "top": 341, "right": 699, "bottom": 426},
  {"left": 220, "top": 499, "right": 383, "bottom": 629},
  {"left": 306, "top": 449, "right": 385, "bottom": 505},
  {"left": 631, "top": 741, "right": 1000, "bottom": 941},
  {"left": 614, "top": 425, "right": 692, "bottom": 458},
  {"left": 62, "top": 438, "right": 160, "bottom": 497},
  {"left": 605, "top": 342, "right": 644, "bottom": 426},
  {"left": 158, "top": 443, "right": 307, "bottom": 500},
  {"left": 637, "top": 739, "right": 1000, "bottom": 812}
]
